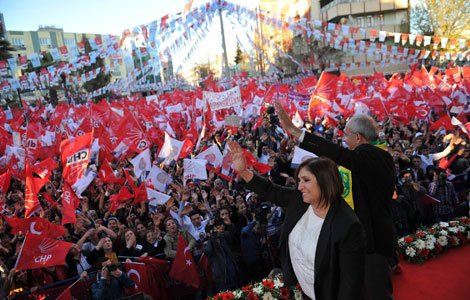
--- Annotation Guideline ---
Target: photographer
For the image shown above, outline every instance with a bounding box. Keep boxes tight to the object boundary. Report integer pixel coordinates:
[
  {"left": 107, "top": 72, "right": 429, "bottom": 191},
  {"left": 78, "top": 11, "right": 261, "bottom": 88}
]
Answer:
[
  {"left": 91, "top": 257, "right": 135, "bottom": 300},
  {"left": 428, "top": 170, "right": 460, "bottom": 222},
  {"left": 396, "top": 169, "right": 426, "bottom": 234},
  {"left": 204, "top": 218, "right": 239, "bottom": 295},
  {"left": 240, "top": 216, "right": 270, "bottom": 283}
]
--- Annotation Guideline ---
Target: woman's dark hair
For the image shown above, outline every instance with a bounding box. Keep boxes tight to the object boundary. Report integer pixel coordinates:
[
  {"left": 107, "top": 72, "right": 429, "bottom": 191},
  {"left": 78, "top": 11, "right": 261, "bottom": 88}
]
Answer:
[{"left": 294, "top": 157, "right": 343, "bottom": 208}]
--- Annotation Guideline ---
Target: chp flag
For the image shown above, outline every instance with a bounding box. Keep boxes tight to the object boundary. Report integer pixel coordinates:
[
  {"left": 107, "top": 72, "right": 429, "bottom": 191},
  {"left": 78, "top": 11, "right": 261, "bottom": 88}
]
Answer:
[
  {"left": 15, "top": 233, "right": 73, "bottom": 270},
  {"left": 60, "top": 132, "right": 93, "bottom": 185}
]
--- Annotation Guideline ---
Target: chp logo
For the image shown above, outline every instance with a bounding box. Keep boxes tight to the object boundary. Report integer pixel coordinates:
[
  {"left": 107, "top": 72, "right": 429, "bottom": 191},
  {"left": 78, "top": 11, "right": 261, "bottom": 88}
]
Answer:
[
  {"left": 63, "top": 190, "right": 72, "bottom": 205},
  {"left": 66, "top": 150, "right": 89, "bottom": 166},
  {"left": 34, "top": 239, "right": 58, "bottom": 265}
]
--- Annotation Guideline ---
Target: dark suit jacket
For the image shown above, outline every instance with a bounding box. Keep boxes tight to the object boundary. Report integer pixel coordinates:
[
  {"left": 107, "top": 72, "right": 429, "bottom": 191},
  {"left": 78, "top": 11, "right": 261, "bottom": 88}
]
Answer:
[
  {"left": 301, "top": 132, "right": 396, "bottom": 258},
  {"left": 245, "top": 174, "right": 365, "bottom": 300}
]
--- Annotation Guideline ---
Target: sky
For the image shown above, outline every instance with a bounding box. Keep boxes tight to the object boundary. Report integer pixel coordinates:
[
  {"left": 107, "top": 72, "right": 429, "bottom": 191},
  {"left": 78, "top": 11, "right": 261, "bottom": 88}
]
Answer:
[
  {"left": 1, "top": 0, "right": 210, "bottom": 35},
  {"left": 1, "top": 0, "right": 258, "bottom": 73}
]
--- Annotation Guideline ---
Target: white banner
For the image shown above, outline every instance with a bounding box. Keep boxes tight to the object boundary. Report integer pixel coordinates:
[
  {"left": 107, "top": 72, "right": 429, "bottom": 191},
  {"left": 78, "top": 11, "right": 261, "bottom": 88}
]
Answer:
[{"left": 203, "top": 86, "right": 242, "bottom": 111}]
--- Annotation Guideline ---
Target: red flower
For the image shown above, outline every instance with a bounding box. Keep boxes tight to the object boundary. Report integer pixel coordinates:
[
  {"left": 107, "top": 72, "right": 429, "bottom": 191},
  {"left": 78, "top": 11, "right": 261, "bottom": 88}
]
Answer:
[
  {"left": 262, "top": 279, "right": 274, "bottom": 289},
  {"left": 419, "top": 249, "right": 430, "bottom": 257},
  {"left": 247, "top": 292, "right": 259, "bottom": 300},
  {"left": 242, "top": 285, "right": 253, "bottom": 293},
  {"left": 416, "top": 231, "right": 426, "bottom": 238},
  {"left": 449, "top": 236, "right": 459, "bottom": 246},
  {"left": 404, "top": 236, "right": 414, "bottom": 244},
  {"left": 280, "top": 287, "right": 290, "bottom": 299},
  {"left": 428, "top": 228, "right": 436, "bottom": 234}
]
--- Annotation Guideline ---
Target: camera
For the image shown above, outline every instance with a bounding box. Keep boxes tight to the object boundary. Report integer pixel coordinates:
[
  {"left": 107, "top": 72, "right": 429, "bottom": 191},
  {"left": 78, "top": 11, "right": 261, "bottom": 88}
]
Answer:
[{"left": 255, "top": 202, "right": 272, "bottom": 225}]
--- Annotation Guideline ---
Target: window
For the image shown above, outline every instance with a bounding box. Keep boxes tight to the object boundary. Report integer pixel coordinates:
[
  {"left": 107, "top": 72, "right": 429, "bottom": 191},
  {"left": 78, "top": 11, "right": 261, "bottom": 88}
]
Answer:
[
  {"left": 39, "top": 37, "right": 51, "bottom": 46},
  {"left": 379, "top": 14, "right": 384, "bottom": 25},
  {"left": 357, "top": 17, "right": 364, "bottom": 28},
  {"left": 11, "top": 37, "right": 26, "bottom": 50},
  {"left": 367, "top": 16, "right": 373, "bottom": 27},
  {"left": 11, "top": 37, "right": 25, "bottom": 46},
  {"left": 65, "top": 39, "right": 76, "bottom": 47}
]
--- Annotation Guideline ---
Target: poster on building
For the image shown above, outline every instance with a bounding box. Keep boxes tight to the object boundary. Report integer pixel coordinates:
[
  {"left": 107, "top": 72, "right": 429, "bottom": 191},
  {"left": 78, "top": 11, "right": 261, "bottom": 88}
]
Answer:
[{"left": 203, "top": 86, "right": 241, "bottom": 111}]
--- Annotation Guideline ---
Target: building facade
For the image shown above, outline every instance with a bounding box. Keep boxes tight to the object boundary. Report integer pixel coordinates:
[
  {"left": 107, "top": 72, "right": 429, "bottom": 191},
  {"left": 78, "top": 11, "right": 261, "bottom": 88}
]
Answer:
[
  {"left": 319, "top": 0, "right": 410, "bottom": 33},
  {"left": 2, "top": 17, "right": 126, "bottom": 82}
]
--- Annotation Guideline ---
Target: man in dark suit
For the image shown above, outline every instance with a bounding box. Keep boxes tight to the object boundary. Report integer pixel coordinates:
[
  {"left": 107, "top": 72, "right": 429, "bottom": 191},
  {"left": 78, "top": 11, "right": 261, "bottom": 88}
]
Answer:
[{"left": 275, "top": 102, "right": 396, "bottom": 300}]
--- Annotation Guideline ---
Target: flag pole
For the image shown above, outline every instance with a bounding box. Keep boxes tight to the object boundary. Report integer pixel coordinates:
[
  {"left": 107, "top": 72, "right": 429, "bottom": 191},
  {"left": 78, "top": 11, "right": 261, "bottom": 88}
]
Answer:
[{"left": 13, "top": 232, "right": 28, "bottom": 270}]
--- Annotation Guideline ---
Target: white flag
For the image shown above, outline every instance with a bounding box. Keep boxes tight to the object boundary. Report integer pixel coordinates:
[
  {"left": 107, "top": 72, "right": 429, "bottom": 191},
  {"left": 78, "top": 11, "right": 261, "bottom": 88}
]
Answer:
[
  {"left": 183, "top": 158, "right": 208, "bottom": 182},
  {"left": 158, "top": 132, "right": 183, "bottom": 166},
  {"left": 147, "top": 166, "right": 172, "bottom": 192},
  {"left": 73, "top": 170, "right": 96, "bottom": 197},
  {"left": 292, "top": 111, "right": 304, "bottom": 128},
  {"left": 147, "top": 188, "right": 171, "bottom": 206},
  {"left": 130, "top": 148, "right": 152, "bottom": 178},
  {"left": 196, "top": 144, "right": 223, "bottom": 168},
  {"left": 291, "top": 146, "right": 317, "bottom": 168},
  {"left": 451, "top": 116, "right": 469, "bottom": 134}
]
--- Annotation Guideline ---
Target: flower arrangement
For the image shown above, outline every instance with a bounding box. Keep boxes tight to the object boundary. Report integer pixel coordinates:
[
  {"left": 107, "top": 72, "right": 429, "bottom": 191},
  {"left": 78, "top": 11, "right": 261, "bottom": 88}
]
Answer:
[
  {"left": 208, "top": 277, "right": 304, "bottom": 300},
  {"left": 398, "top": 217, "right": 470, "bottom": 263}
]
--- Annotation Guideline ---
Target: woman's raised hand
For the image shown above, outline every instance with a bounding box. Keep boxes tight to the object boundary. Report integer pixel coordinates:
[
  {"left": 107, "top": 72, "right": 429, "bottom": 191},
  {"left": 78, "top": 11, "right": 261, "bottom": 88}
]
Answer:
[
  {"left": 227, "top": 141, "right": 254, "bottom": 182},
  {"left": 227, "top": 141, "right": 246, "bottom": 173}
]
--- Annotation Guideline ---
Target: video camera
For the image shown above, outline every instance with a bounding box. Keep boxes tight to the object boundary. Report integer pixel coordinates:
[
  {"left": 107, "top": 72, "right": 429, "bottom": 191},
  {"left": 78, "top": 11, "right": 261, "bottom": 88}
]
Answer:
[{"left": 255, "top": 202, "right": 272, "bottom": 225}]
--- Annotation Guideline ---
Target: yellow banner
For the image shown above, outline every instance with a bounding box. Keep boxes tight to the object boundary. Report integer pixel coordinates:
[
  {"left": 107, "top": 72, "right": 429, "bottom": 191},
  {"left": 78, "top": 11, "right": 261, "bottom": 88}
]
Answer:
[{"left": 338, "top": 166, "right": 354, "bottom": 209}]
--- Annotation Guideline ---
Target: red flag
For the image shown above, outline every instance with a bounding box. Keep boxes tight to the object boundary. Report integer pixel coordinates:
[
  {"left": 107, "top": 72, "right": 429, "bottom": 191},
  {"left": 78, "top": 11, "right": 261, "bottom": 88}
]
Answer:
[
  {"left": 113, "top": 186, "right": 134, "bottom": 202},
  {"left": 242, "top": 149, "right": 271, "bottom": 174},
  {"left": 56, "top": 285, "right": 72, "bottom": 300},
  {"left": 98, "top": 159, "right": 124, "bottom": 184},
  {"left": 124, "top": 169, "right": 137, "bottom": 192},
  {"left": 25, "top": 162, "right": 47, "bottom": 218},
  {"left": 15, "top": 233, "right": 73, "bottom": 270},
  {"left": 31, "top": 157, "right": 58, "bottom": 179},
  {"left": 132, "top": 184, "right": 148, "bottom": 205},
  {"left": 62, "top": 182, "right": 78, "bottom": 225},
  {"left": 309, "top": 72, "right": 338, "bottom": 121},
  {"left": 134, "top": 257, "right": 171, "bottom": 300},
  {"left": 60, "top": 132, "right": 93, "bottom": 185},
  {"left": 429, "top": 115, "right": 454, "bottom": 131},
  {"left": 41, "top": 192, "right": 58, "bottom": 208},
  {"left": 3, "top": 216, "right": 65, "bottom": 238},
  {"left": 169, "top": 234, "right": 200, "bottom": 288},
  {"left": 179, "top": 138, "right": 194, "bottom": 159},
  {"left": 123, "top": 262, "right": 151, "bottom": 296},
  {"left": 0, "top": 170, "right": 11, "bottom": 193}
]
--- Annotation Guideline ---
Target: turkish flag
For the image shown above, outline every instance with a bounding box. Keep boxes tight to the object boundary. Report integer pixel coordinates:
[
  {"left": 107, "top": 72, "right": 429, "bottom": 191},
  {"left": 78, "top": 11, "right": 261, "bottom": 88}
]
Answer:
[
  {"left": 179, "top": 138, "right": 194, "bottom": 159},
  {"left": 15, "top": 233, "right": 73, "bottom": 270},
  {"left": 0, "top": 169, "right": 11, "bottom": 193},
  {"left": 123, "top": 262, "right": 151, "bottom": 296},
  {"left": 169, "top": 234, "right": 201, "bottom": 288},
  {"left": 134, "top": 257, "right": 171, "bottom": 300},
  {"left": 60, "top": 132, "right": 93, "bottom": 185},
  {"left": 429, "top": 114, "right": 454, "bottom": 131},
  {"left": 61, "top": 182, "right": 78, "bottom": 225},
  {"left": 3, "top": 216, "right": 65, "bottom": 238}
]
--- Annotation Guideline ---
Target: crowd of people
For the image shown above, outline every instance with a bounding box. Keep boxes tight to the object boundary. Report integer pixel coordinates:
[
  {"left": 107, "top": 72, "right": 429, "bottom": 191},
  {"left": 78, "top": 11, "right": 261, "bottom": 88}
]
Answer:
[{"left": 0, "top": 75, "right": 469, "bottom": 300}]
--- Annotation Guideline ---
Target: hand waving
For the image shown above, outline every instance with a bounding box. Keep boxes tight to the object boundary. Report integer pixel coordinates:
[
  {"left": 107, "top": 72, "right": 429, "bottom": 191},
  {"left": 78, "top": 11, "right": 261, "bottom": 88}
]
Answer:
[
  {"left": 274, "top": 101, "right": 302, "bottom": 138},
  {"left": 227, "top": 141, "right": 253, "bottom": 182}
]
